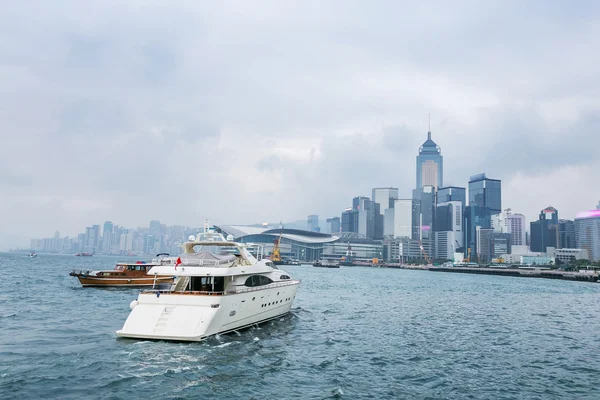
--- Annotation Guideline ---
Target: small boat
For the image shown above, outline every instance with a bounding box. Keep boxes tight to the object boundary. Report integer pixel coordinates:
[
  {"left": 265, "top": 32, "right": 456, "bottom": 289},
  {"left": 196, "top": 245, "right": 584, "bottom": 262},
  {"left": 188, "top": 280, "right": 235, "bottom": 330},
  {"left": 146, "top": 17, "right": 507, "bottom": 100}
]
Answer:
[
  {"left": 115, "top": 224, "right": 300, "bottom": 342},
  {"left": 313, "top": 259, "right": 340, "bottom": 268},
  {"left": 70, "top": 258, "right": 174, "bottom": 287},
  {"left": 28, "top": 251, "right": 37, "bottom": 258},
  {"left": 75, "top": 252, "right": 93, "bottom": 257}
]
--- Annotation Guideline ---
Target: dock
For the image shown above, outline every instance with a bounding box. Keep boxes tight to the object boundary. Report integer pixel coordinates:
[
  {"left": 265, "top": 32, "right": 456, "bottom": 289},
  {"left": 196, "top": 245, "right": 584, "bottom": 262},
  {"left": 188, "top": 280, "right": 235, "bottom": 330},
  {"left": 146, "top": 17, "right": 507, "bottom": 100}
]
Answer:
[{"left": 427, "top": 266, "right": 599, "bottom": 282}]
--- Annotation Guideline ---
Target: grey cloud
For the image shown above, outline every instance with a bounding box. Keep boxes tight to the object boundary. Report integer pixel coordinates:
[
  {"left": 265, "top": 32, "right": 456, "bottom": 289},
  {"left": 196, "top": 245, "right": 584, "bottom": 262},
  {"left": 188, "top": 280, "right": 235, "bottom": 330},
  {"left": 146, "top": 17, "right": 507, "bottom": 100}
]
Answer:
[{"left": 1, "top": 0, "right": 600, "bottom": 244}]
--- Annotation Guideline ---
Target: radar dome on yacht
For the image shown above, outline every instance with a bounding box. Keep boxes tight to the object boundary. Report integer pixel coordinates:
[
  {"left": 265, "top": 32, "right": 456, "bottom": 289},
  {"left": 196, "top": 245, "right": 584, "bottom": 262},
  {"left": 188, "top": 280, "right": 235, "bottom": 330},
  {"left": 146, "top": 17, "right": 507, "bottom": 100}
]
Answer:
[
  {"left": 226, "top": 234, "right": 234, "bottom": 241},
  {"left": 188, "top": 235, "right": 195, "bottom": 241}
]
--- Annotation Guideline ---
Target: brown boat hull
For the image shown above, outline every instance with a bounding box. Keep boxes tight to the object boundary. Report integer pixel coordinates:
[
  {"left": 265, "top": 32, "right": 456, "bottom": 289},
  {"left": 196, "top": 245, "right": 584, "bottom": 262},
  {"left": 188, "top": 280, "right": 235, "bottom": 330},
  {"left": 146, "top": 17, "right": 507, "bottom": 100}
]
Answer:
[{"left": 74, "top": 275, "right": 174, "bottom": 287}]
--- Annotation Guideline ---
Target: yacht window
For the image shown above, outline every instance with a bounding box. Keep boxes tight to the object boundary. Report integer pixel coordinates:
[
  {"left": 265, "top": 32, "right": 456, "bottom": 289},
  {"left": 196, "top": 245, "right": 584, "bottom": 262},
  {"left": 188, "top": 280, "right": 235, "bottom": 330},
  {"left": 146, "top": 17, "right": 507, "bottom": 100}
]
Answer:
[
  {"left": 244, "top": 275, "right": 274, "bottom": 287},
  {"left": 265, "top": 261, "right": 274, "bottom": 267},
  {"left": 190, "top": 276, "right": 225, "bottom": 292},
  {"left": 280, "top": 275, "right": 290, "bottom": 280}
]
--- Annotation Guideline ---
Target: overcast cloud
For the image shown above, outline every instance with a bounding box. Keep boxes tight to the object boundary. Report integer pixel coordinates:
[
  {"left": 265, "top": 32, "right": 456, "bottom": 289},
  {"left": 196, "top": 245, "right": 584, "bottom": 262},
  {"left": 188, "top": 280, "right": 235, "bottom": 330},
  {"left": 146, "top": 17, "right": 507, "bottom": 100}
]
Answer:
[{"left": 1, "top": 0, "right": 599, "bottom": 248}]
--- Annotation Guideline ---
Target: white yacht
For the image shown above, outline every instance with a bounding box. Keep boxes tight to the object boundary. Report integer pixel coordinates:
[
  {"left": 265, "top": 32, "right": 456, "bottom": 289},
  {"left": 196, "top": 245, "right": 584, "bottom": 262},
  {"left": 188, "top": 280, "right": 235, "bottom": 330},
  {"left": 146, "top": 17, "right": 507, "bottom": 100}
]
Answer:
[{"left": 116, "top": 228, "right": 300, "bottom": 342}]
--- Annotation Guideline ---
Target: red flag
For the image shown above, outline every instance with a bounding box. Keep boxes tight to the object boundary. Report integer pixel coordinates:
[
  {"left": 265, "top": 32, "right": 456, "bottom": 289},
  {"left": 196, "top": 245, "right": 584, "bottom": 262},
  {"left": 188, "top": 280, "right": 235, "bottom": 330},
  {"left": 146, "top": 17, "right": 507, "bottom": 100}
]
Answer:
[{"left": 175, "top": 256, "right": 182, "bottom": 270}]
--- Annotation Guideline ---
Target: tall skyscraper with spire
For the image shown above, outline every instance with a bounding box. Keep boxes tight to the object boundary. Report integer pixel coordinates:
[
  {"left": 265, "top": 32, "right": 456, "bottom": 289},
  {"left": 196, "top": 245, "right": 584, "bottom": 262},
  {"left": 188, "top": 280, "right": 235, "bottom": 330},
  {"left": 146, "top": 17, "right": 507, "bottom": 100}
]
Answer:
[{"left": 416, "top": 119, "right": 443, "bottom": 190}]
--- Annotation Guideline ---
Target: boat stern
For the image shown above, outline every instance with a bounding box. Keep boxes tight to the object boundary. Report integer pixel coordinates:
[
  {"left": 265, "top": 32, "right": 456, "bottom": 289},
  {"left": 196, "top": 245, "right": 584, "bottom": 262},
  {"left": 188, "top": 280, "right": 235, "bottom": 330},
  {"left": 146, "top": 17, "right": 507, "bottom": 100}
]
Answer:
[{"left": 115, "top": 292, "right": 222, "bottom": 341}]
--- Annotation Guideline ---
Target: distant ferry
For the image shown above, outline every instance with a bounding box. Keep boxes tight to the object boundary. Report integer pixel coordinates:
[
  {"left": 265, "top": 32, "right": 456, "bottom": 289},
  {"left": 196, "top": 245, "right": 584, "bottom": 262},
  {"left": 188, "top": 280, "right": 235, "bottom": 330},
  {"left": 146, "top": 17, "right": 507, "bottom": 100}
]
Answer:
[
  {"left": 28, "top": 251, "right": 37, "bottom": 258},
  {"left": 75, "top": 252, "right": 93, "bottom": 257}
]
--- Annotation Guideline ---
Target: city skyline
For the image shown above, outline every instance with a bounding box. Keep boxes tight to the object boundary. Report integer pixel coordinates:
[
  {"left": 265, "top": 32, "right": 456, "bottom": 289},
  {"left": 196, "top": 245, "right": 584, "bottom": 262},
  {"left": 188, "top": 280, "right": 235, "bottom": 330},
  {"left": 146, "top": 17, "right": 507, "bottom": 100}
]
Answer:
[{"left": 2, "top": 1, "right": 600, "bottom": 248}]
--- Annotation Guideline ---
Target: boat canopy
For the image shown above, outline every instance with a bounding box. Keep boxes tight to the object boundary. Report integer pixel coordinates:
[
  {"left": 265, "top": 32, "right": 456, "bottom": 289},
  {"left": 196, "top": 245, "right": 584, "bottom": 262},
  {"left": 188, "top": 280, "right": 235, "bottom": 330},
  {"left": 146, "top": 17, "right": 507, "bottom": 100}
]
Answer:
[{"left": 179, "top": 251, "right": 237, "bottom": 267}]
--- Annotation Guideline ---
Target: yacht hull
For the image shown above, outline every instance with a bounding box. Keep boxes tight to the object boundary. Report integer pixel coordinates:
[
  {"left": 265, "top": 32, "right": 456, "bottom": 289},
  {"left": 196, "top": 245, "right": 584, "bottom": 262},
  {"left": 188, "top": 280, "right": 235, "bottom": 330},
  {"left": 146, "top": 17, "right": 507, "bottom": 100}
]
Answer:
[{"left": 115, "top": 282, "right": 299, "bottom": 341}]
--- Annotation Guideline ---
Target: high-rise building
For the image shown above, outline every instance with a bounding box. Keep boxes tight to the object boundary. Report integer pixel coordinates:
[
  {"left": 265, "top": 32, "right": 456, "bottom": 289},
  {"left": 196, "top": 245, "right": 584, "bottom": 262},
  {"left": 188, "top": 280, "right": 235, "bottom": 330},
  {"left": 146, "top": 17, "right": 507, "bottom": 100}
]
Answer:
[
  {"left": 477, "top": 229, "right": 511, "bottom": 262},
  {"left": 434, "top": 200, "right": 463, "bottom": 260},
  {"left": 574, "top": 210, "right": 600, "bottom": 262},
  {"left": 342, "top": 209, "right": 358, "bottom": 233},
  {"left": 102, "top": 221, "right": 114, "bottom": 254},
  {"left": 558, "top": 219, "right": 575, "bottom": 249},
  {"left": 436, "top": 186, "right": 466, "bottom": 206},
  {"left": 393, "top": 199, "right": 412, "bottom": 238},
  {"left": 491, "top": 209, "right": 526, "bottom": 247},
  {"left": 597, "top": 201, "right": 600, "bottom": 210},
  {"left": 468, "top": 173, "right": 502, "bottom": 215},
  {"left": 350, "top": 196, "right": 375, "bottom": 238},
  {"left": 307, "top": 215, "right": 319, "bottom": 232},
  {"left": 416, "top": 128, "right": 443, "bottom": 190},
  {"left": 464, "top": 205, "right": 492, "bottom": 258},
  {"left": 476, "top": 227, "right": 495, "bottom": 263},
  {"left": 372, "top": 187, "right": 398, "bottom": 239},
  {"left": 506, "top": 212, "right": 526, "bottom": 247},
  {"left": 412, "top": 186, "right": 435, "bottom": 241},
  {"left": 530, "top": 206, "right": 559, "bottom": 252},
  {"left": 326, "top": 217, "right": 341, "bottom": 234},
  {"left": 85, "top": 225, "right": 100, "bottom": 250}
]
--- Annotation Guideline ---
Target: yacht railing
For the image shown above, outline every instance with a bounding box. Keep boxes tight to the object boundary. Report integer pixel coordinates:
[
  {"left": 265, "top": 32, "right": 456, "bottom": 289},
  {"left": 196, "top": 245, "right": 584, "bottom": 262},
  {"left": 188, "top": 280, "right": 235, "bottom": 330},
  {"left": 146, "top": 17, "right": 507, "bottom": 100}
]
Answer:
[
  {"left": 144, "top": 280, "right": 300, "bottom": 296},
  {"left": 233, "top": 280, "right": 300, "bottom": 294}
]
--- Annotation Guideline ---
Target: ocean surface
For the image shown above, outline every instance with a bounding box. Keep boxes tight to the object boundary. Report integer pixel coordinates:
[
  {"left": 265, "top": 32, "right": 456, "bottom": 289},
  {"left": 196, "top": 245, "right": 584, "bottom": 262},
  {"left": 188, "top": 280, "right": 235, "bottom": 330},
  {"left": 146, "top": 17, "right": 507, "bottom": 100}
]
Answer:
[{"left": 1, "top": 253, "right": 599, "bottom": 399}]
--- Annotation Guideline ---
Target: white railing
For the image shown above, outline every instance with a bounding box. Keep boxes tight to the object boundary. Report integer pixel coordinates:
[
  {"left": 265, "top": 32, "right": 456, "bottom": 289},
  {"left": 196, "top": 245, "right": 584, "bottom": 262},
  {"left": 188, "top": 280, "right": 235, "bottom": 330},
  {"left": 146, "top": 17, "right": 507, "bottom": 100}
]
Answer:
[{"left": 145, "top": 280, "right": 300, "bottom": 295}]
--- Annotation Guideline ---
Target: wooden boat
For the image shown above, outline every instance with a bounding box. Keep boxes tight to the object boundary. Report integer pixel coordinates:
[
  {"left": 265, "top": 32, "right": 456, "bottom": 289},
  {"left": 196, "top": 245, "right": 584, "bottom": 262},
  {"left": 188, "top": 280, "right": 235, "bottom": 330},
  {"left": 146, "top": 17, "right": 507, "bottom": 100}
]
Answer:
[{"left": 70, "top": 261, "right": 174, "bottom": 287}]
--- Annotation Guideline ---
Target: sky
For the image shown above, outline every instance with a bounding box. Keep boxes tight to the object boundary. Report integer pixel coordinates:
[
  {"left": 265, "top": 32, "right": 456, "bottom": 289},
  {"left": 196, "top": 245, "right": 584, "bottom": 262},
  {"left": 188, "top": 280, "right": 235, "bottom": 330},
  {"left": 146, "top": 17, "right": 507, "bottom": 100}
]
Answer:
[{"left": 1, "top": 0, "right": 600, "bottom": 248}]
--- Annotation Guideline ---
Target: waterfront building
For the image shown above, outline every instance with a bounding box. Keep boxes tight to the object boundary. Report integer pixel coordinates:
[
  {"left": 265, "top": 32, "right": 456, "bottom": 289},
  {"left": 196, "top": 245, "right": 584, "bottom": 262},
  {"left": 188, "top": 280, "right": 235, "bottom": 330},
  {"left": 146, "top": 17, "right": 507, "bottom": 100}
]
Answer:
[
  {"left": 307, "top": 215, "right": 319, "bottom": 232},
  {"left": 476, "top": 227, "right": 495, "bottom": 263},
  {"left": 416, "top": 127, "right": 443, "bottom": 190},
  {"left": 530, "top": 206, "right": 559, "bottom": 252},
  {"left": 434, "top": 200, "right": 463, "bottom": 260},
  {"left": 574, "top": 210, "right": 600, "bottom": 262},
  {"left": 464, "top": 205, "right": 492, "bottom": 259},
  {"left": 216, "top": 225, "right": 340, "bottom": 261},
  {"left": 384, "top": 237, "right": 434, "bottom": 263},
  {"left": 326, "top": 217, "right": 341, "bottom": 234},
  {"left": 557, "top": 219, "right": 575, "bottom": 249},
  {"left": 468, "top": 173, "right": 502, "bottom": 215},
  {"left": 372, "top": 187, "right": 398, "bottom": 239},
  {"left": 521, "top": 255, "right": 554, "bottom": 265},
  {"left": 553, "top": 248, "right": 589, "bottom": 264}
]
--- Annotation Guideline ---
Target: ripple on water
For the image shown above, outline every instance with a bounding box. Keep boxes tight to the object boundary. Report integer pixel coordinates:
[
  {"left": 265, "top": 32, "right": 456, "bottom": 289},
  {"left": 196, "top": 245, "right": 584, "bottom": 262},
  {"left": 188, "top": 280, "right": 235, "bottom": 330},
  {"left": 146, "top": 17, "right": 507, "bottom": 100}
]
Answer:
[{"left": 1, "top": 255, "right": 600, "bottom": 399}]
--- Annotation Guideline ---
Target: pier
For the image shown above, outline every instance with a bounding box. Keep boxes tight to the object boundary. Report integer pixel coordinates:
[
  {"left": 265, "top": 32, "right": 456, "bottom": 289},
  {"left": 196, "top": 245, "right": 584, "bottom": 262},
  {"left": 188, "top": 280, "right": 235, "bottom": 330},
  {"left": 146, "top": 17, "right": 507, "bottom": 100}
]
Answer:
[{"left": 426, "top": 266, "right": 599, "bottom": 282}]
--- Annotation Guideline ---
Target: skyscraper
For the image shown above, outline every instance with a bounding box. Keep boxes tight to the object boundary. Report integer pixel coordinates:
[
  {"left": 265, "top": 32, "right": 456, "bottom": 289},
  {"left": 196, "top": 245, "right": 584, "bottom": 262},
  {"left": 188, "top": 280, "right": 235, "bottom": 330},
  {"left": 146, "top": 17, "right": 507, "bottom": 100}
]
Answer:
[
  {"left": 575, "top": 210, "right": 600, "bottom": 262},
  {"left": 307, "top": 215, "right": 319, "bottom": 232},
  {"left": 412, "top": 186, "right": 435, "bottom": 240},
  {"left": 326, "top": 217, "right": 341, "bottom": 234},
  {"left": 392, "top": 199, "right": 412, "bottom": 238},
  {"left": 468, "top": 173, "right": 502, "bottom": 215},
  {"left": 506, "top": 212, "right": 526, "bottom": 247},
  {"left": 464, "top": 205, "right": 492, "bottom": 259},
  {"left": 530, "top": 206, "right": 558, "bottom": 252},
  {"left": 558, "top": 219, "right": 575, "bottom": 249},
  {"left": 372, "top": 187, "right": 398, "bottom": 239},
  {"left": 416, "top": 126, "right": 443, "bottom": 190},
  {"left": 436, "top": 186, "right": 466, "bottom": 206},
  {"left": 344, "top": 196, "right": 375, "bottom": 238},
  {"left": 434, "top": 200, "right": 463, "bottom": 260}
]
